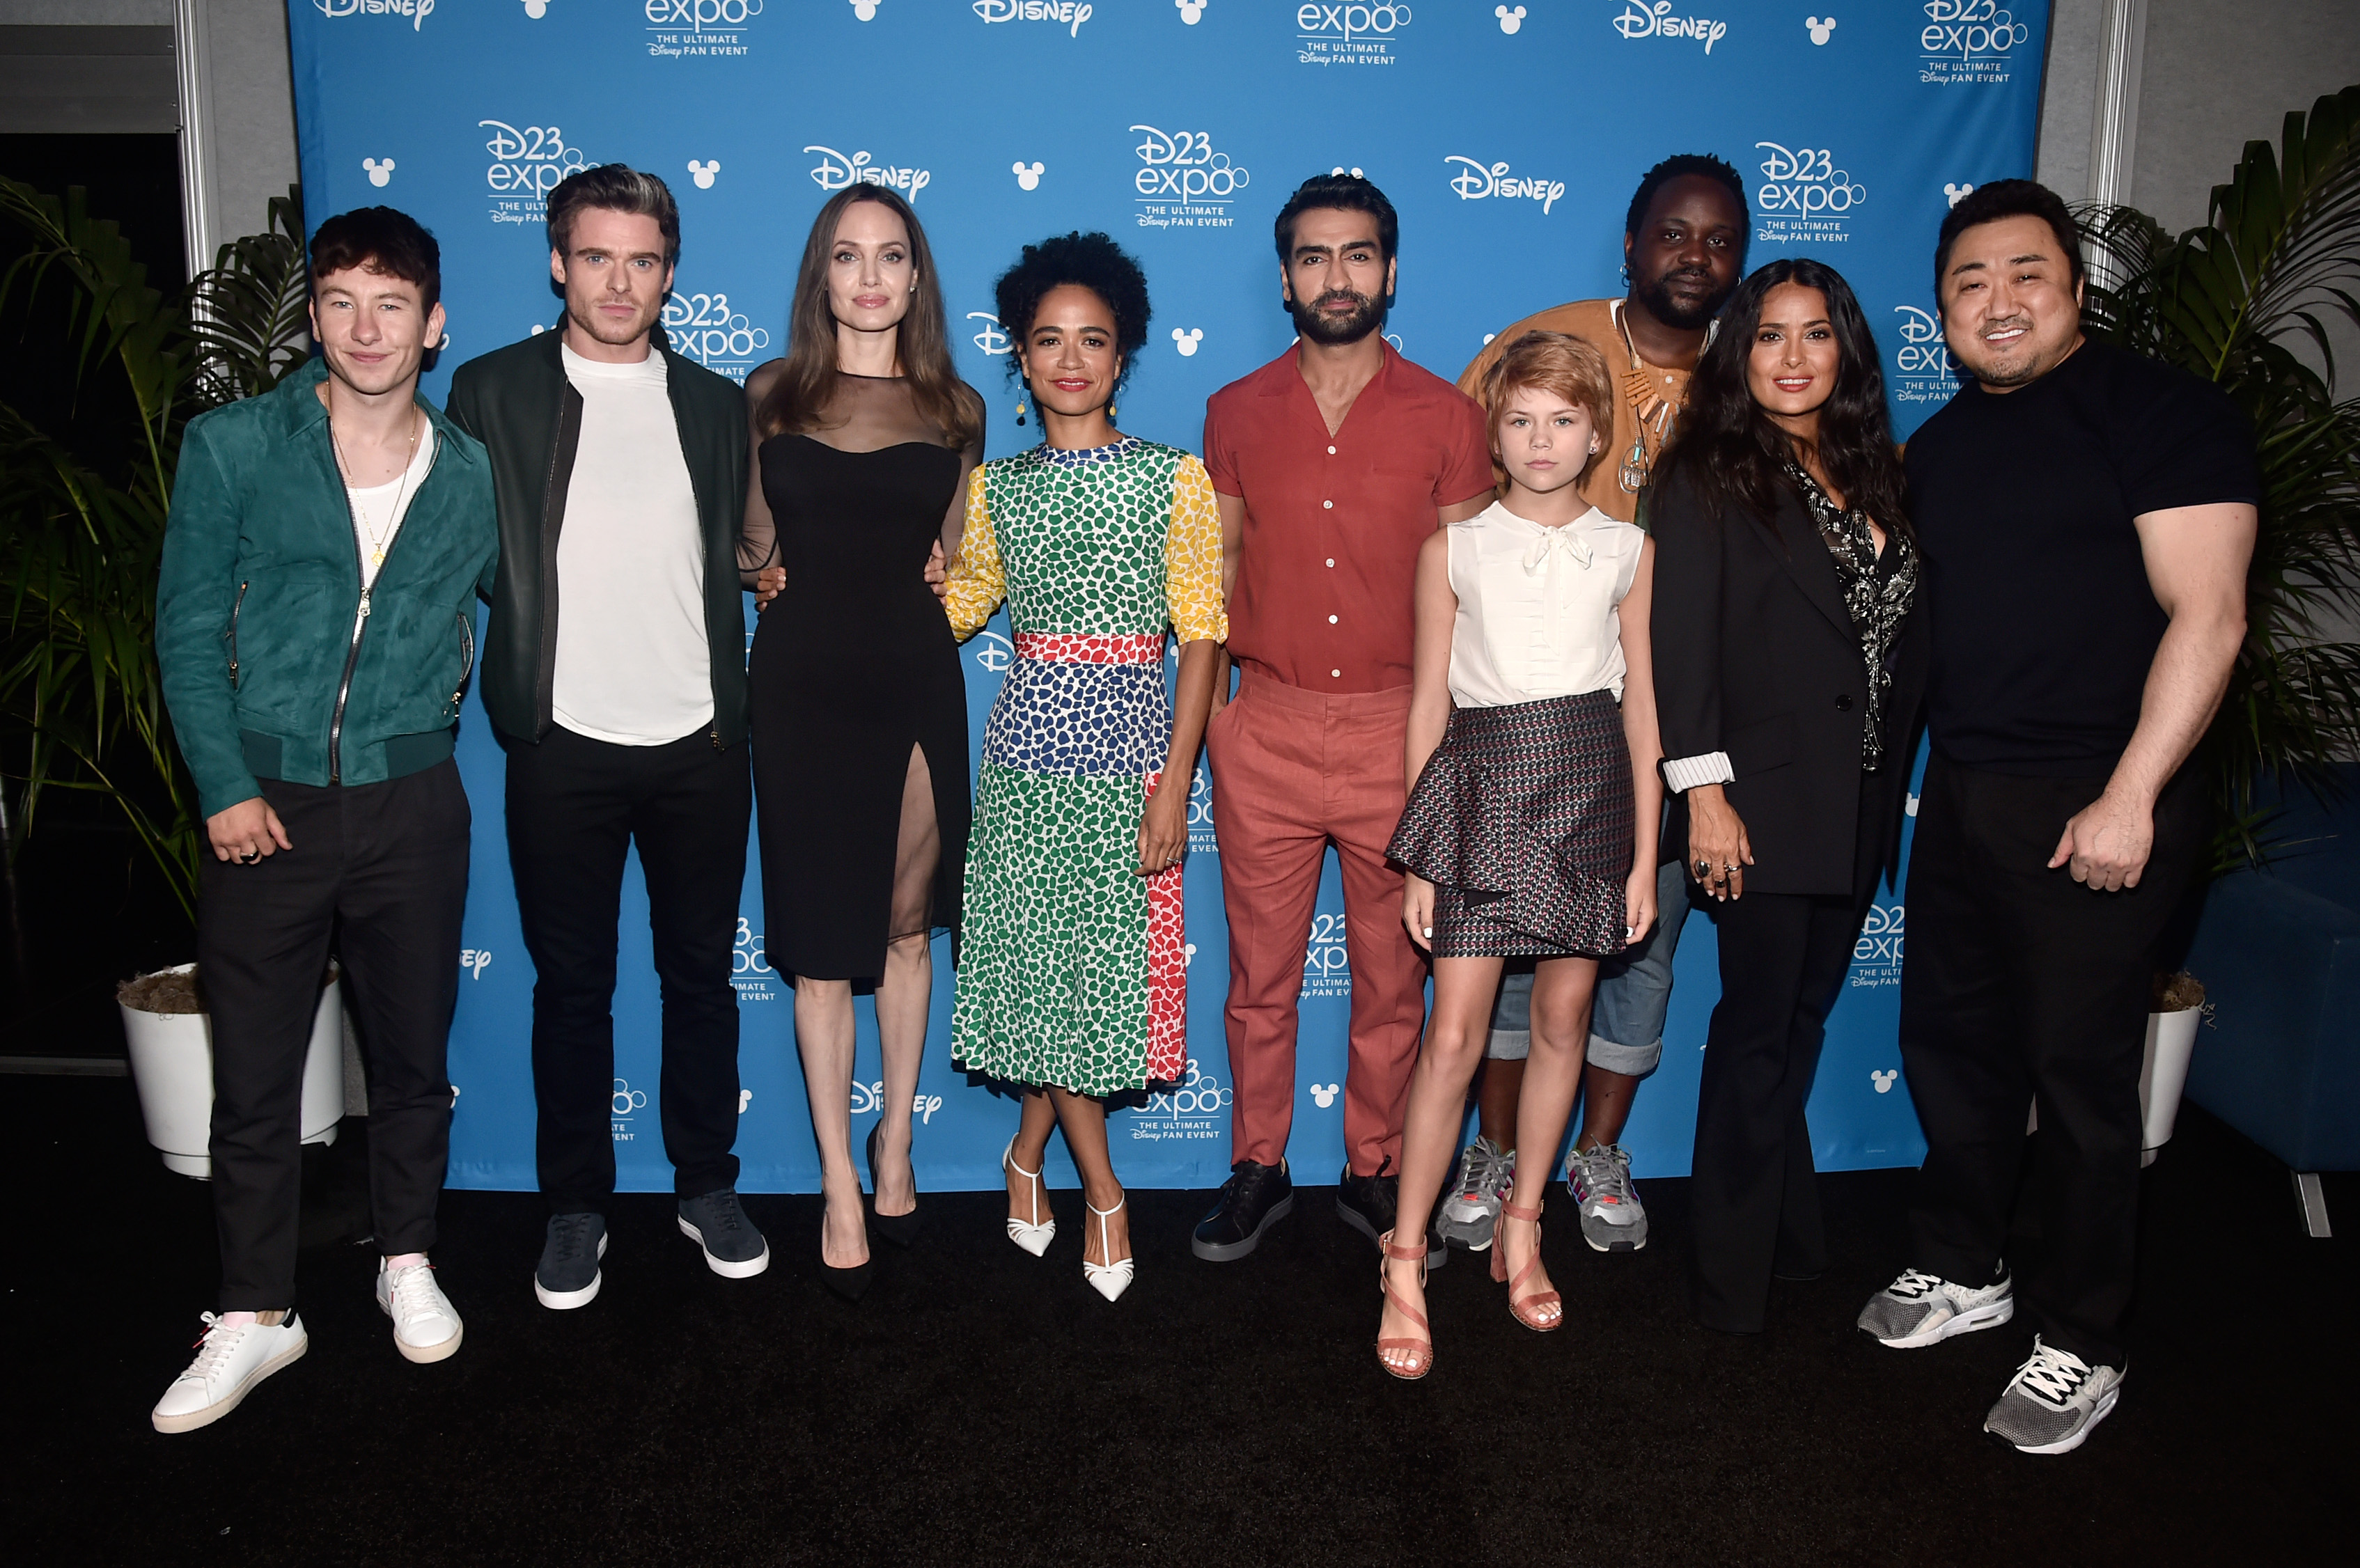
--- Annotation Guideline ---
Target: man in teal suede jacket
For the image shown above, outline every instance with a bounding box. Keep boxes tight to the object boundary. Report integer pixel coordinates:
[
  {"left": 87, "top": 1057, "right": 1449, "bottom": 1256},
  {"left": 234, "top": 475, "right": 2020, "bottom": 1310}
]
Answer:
[{"left": 150, "top": 207, "right": 497, "bottom": 1434}]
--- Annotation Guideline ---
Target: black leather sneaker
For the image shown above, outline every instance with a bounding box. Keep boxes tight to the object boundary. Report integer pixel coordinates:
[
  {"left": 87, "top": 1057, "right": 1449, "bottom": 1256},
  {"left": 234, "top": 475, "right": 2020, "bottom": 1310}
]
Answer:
[
  {"left": 1337, "top": 1160, "right": 1446, "bottom": 1268},
  {"left": 1191, "top": 1159, "right": 1295, "bottom": 1261}
]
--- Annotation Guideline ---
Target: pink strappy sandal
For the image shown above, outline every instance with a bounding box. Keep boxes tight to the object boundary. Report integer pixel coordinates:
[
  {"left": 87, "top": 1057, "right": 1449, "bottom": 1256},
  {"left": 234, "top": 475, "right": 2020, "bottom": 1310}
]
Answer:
[{"left": 1375, "top": 1230, "right": 1435, "bottom": 1380}]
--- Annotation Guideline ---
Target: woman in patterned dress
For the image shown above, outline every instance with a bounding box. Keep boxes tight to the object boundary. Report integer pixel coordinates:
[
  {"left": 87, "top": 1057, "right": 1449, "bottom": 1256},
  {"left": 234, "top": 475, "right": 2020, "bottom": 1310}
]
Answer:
[{"left": 942, "top": 233, "right": 1226, "bottom": 1303}]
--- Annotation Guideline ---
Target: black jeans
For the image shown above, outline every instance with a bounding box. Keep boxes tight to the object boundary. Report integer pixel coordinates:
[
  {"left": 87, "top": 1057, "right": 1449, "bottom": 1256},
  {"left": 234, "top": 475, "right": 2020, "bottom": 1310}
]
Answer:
[
  {"left": 503, "top": 723, "right": 749, "bottom": 1212},
  {"left": 1687, "top": 772, "right": 1887, "bottom": 1335},
  {"left": 1899, "top": 755, "right": 2205, "bottom": 1367},
  {"left": 198, "top": 760, "right": 471, "bottom": 1310}
]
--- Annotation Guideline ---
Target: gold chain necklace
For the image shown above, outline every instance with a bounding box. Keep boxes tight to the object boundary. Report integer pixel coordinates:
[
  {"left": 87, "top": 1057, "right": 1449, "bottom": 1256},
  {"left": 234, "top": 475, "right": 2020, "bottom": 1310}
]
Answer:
[{"left": 331, "top": 407, "right": 423, "bottom": 570}]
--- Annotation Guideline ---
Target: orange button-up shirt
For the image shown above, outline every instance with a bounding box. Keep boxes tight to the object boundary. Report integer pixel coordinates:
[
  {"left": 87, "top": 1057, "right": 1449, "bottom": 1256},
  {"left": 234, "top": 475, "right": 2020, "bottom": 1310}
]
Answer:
[{"left": 1203, "top": 344, "right": 1494, "bottom": 693}]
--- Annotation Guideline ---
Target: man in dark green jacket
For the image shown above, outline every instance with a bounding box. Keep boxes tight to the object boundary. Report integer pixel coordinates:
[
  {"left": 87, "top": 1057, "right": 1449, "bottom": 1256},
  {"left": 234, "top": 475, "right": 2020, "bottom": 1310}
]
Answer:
[
  {"left": 151, "top": 207, "right": 496, "bottom": 1433},
  {"left": 445, "top": 164, "right": 768, "bottom": 1308}
]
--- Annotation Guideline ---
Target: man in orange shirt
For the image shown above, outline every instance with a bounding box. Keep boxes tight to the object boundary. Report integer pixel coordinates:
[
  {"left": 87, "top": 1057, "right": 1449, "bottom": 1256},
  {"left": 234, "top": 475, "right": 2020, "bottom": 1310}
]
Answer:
[{"left": 1437, "top": 155, "right": 1747, "bottom": 1262}]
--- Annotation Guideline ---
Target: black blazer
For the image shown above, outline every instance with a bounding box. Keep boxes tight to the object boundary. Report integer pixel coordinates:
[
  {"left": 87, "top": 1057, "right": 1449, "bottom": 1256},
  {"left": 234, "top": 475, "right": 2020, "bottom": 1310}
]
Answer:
[{"left": 1648, "top": 464, "right": 1928, "bottom": 899}]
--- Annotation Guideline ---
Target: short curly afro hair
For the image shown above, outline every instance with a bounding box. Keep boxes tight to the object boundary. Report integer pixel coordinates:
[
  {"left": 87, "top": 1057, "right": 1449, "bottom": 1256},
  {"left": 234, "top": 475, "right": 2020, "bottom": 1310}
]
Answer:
[{"left": 992, "top": 230, "right": 1152, "bottom": 386}]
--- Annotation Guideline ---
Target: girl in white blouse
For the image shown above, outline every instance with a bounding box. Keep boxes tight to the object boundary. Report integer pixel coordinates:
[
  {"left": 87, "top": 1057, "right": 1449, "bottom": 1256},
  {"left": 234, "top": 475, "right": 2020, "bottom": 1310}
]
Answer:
[{"left": 1375, "top": 331, "right": 1664, "bottom": 1379}]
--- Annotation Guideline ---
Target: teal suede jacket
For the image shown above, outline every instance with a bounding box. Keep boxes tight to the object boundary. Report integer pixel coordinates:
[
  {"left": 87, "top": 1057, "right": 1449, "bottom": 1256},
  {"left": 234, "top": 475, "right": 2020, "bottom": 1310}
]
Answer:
[{"left": 157, "top": 358, "right": 500, "bottom": 820}]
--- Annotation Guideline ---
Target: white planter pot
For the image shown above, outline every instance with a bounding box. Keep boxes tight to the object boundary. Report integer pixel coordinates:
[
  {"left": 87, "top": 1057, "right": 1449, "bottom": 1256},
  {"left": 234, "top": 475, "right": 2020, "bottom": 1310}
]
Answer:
[
  {"left": 2138, "top": 1006, "right": 2203, "bottom": 1168},
  {"left": 119, "top": 963, "right": 346, "bottom": 1179}
]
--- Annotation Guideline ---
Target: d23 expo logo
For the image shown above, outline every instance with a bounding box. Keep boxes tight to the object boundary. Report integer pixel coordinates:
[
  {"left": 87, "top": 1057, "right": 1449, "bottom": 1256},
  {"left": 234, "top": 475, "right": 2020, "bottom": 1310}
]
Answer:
[
  {"left": 1300, "top": 910, "right": 1350, "bottom": 998},
  {"left": 1130, "top": 1058, "right": 1233, "bottom": 1143},
  {"left": 1849, "top": 902, "right": 1904, "bottom": 989},
  {"left": 1752, "top": 142, "right": 1867, "bottom": 246},
  {"left": 730, "top": 917, "right": 779, "bottom": 1002},
  {"left": 806, "top": 145, "right": 931, "bottom": 201},
  {"left": 643, "top": 0, "right": 761, "bottom": 60},
  {"left": 1889, "top": 305, "right": 1962, "bottom": 407},
  {"left": 1295, "top": 3, "right": 1412, "bottom": 68},
  {"left": 480, "top": 120, "right": 588, "bottom": 226},
  {"left": 611, "top": 1077, "right": 647, "bottom": 1141},
  {"left": 663, "top": 290, "right": 771, "bottom": 381},
  {"left": 1131, "top": 126, "right": 1249, "bottom": 232},
  {"left": 1919, "top": 1, "right": 2029, "bottom": 86},
  {"left": 315, "top": 0, "right": 434, "bottom": 30},
  {"left": 1186, "top": 762, "right": 1216, "bottom": 854}
]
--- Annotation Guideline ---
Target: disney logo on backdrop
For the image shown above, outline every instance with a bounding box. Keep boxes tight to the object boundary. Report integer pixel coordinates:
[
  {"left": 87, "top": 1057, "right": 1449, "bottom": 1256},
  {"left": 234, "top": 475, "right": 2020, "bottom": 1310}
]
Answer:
[
  {"left": 458, "top": 947, "right": 493, "bottom": 980},
  {"left": 969, "top": 629, "right": 1015, "bottom": 673},
  {"left": 1132, "top": 127, "right": 1251, "bottom": 205},
  {"left": 967, "top": 311, "right": 1012, "bottom": 356},
  {"left": 662, "top": 290, "right": 771, "bottom": 379},
  {"left": 973, "top": 0, "right": 1092, "bottom": 36},
  {"left": 315, "top": 0, "right": 434, "bottom": 30},
  {"left": 806, "top": 146, "right": 931, "bottom": 200},
  {"left": 850, "top": 1082, "right": 948, "bottom": 1124},
  {"left": 1612, "top": 1, "right": 1727, "bottom": 54},
  {"left": 1921, "top": 1, "right": 2026, "bottom": 58},
  {"left": 1444, "top": 155, "right": 1565, "bottom": 215},
  {"left": 1753, "top": 143, "right": 1867, "bottom": 214},
  {"left": 480, "top": 120, "right": 588, "bottom": 196}
]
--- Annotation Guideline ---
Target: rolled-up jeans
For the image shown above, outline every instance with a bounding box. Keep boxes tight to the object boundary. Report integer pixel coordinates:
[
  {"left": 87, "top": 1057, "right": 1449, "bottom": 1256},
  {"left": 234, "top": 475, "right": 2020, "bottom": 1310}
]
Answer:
[{"left": 1486, "top": 859, "right": 1689, "bottom": 1073}]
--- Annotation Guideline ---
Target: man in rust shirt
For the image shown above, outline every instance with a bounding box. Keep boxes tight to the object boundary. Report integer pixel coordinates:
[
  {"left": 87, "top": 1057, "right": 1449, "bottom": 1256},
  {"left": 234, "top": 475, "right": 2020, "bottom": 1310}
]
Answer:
[{"left": 1192, "top": 173, "right": 1495, "bottom": 1264}]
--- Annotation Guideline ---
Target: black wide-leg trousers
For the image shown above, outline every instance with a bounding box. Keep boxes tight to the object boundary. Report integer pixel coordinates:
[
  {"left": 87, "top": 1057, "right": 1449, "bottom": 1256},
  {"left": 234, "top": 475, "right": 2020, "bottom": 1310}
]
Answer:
[
  {"left": 1687, "top": 773, "right": 1886, "bottom": 1335},
  {"left": 1899, "top": 755, "right": 2203, "bottom": 1367},
  {"left": 198, "top": 760, "right": 471, "bottom": 1310},
  {"left": 503, "top": 724, "right": 749, "bottom": 1214}
]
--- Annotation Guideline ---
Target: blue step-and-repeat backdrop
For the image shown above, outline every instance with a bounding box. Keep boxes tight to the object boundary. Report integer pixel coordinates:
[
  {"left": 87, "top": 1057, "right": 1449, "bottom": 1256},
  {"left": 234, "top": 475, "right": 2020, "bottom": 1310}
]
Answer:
[{"left": 286, "top": 0, "right": 2047, "bottom": 1193}]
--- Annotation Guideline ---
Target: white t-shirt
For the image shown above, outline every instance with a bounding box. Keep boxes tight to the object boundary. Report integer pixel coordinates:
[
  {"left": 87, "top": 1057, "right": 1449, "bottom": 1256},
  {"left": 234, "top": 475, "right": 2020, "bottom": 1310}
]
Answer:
[
  {"left": 552, "top": 343, "right": 714, "bottom": 746},
  {"left": 345, "top": 426, "right": 437, "bottom": 645},
  {"left": 1445, "top": 499, "right": 1646, "bottom": 709}
]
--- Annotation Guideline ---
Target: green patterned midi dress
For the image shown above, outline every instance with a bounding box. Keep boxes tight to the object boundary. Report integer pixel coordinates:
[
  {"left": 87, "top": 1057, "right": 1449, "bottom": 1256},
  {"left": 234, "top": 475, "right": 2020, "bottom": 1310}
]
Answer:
[{"left": 941, "top": 437, "right": 1227, "bottom": 1095}]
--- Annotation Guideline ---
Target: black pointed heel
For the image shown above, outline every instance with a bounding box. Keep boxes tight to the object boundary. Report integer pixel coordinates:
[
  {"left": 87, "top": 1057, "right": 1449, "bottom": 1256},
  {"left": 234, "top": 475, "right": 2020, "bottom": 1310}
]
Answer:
[
  {"left": 866, "top": 1122, "right": 923, "bottom": 1248},
  {"left": 822, "top": 1257, "right": 873, "bottom": 1301}
]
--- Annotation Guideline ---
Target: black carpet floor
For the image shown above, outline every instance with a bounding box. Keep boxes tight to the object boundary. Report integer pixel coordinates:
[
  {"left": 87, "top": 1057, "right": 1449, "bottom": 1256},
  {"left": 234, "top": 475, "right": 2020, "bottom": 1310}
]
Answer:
[{"left": 5, "top": 1074, "right": 2350, "bottom": 1567}]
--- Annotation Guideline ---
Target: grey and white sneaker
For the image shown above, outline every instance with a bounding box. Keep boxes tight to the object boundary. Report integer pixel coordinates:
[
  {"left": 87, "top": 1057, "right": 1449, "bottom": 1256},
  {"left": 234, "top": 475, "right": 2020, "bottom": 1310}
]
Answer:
[
  {"left": 678, "top": 1188, "right": 770, "bottom": 1279},
  {"left": 1565, "top": 1143, "right": 1648, "bottom": 1252},
  {"left": 1984, "top": 1337, "right": 2124, "bottom": 1455},
  {"left": 376, "top": 1259, "right": 463, "bottom": 1363},
  {"left": 1857, "top": 1266, "right": 2014, "bottom": 1348},
  {"left": 151, "top": 1312, "right": 308, "bottom": 1434},
  {"left": 535, "top": 1212, "right": 608, "bottom": 1310},
  {"left": 1435, "top": 1136, "right": 1513, "bottom": 1250}
]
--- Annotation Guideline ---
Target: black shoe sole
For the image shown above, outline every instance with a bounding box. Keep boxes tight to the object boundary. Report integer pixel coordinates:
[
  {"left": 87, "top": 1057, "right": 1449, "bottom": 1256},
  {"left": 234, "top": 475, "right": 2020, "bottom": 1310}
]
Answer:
[
  {"left": 1336, "top": 1193, "right": 1446, "bottom": 1269},
  {"left": 1191, "top": 1193, "right": 1295, "bottom": 1262}
]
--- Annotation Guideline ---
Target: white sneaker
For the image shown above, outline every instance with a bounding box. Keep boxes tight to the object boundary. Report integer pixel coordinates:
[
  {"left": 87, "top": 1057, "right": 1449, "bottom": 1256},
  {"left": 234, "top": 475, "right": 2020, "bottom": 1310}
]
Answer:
[
  {"left": 1857, "top": 1266, "right": 2015, "bottom": 1348},
  {"left": 1984, "top": 1338, "right": 2125, "bottom": 1455},
  {"left": 377, "top": 1259, "right": 464, "bottom": 1364},
  {"left": 151, "top": 1312, "right": 308, "bottom": 1434}
]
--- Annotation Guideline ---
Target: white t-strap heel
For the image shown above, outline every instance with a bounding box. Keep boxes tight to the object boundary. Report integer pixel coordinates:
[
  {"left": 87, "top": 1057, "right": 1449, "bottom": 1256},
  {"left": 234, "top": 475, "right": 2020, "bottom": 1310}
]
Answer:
[
  {"left": 1002, "top": 1138, "right": 1055, "bottom": 1257},
  {"left": 1083, "top": 1195, "right": 1134, "bottom": 1303}
]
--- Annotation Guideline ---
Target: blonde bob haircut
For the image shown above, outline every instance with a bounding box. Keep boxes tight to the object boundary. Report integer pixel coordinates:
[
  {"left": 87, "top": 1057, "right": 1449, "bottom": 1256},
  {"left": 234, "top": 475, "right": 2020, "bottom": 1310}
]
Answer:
[{"left": 1476, "top": 329, "right": 1617, "bottom": 486}]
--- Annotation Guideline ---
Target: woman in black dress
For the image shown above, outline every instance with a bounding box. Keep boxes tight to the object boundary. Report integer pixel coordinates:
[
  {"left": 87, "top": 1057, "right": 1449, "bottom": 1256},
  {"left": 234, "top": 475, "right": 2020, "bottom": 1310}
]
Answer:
[
  {"left": 1648, "top": 259, "right": 1925, "bottom": 1335},
  {"left": 741, "top": 186, "right": 983, "bottom": 1296}
]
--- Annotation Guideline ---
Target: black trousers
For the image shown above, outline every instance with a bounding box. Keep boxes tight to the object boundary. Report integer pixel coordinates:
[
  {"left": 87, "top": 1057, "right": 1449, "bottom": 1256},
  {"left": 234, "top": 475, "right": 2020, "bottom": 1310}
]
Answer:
[
  {"left": 1687, "top": 774, "right": 1886, "bottom": 1334},
  {"left": 1900, "top": 755, "right": 2203, "bottom": 1367},
  {"left": 198, "top": 760, "right": 471, "bottom": 1310},
  {"left": 503, "top": 723, "right": 749, "bottom": 1212}
]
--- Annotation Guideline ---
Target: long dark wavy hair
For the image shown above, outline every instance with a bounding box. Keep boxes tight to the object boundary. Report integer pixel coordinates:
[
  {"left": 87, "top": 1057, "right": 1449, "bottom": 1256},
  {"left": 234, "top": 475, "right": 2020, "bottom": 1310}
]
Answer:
[
  {"left": 755, "top": 185, "right": 980, "bottom": 449},
  {"left": 1651, "top": 258, "right": 1908, "bottom": 541}
]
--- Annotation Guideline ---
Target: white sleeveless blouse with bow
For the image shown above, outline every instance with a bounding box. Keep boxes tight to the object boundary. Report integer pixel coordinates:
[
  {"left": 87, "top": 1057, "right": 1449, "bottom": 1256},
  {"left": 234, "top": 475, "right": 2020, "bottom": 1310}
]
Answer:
[{"left": 1445, "top": 499, "right": 1646, "bottom": 710}]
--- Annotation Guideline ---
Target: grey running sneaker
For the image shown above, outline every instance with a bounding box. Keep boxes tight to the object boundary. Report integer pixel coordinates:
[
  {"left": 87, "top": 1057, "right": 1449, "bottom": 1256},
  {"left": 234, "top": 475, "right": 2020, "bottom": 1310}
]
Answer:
[
  {"left": 1857, "top": 1266, "right": 2015, "bottom": 1348},
  {"left": 1566, "top": 1143, "right": 1648, "bottom": 1252},
  {"left": 535, "top": 1213, "right": 607, "bottom": 1310},
  {"left": 1984, "top": 1337, "right": 2124, "bottom": 1455},
  {"left": 678, "top": 1189, "right": 771, "bottom": 1279},
  {"left": 1436, "top": 1136, "right": 1513, "bottom": 1250}
]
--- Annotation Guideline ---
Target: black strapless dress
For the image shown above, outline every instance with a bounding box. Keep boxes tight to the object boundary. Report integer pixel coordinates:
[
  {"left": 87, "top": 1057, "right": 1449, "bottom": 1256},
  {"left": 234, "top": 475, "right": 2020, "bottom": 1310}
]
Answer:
[{"left": 750, "top": 434, "right": 971, "bottom": 981}]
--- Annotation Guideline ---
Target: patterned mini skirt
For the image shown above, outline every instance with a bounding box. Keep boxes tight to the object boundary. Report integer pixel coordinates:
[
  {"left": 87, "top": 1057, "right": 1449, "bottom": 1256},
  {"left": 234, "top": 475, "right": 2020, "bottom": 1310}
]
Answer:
[{"left": 1386, "top": 689, "right": 1634, "bottom": 959}]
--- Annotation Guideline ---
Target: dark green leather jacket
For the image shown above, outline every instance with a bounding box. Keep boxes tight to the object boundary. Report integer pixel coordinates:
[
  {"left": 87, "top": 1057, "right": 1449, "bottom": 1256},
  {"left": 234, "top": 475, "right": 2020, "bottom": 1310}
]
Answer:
[
  {"left": 156, "top": 357, "right": 499, "bottom": 820},
  {"left": 444, "top": 329, "right": 750, "bottom": 748}
]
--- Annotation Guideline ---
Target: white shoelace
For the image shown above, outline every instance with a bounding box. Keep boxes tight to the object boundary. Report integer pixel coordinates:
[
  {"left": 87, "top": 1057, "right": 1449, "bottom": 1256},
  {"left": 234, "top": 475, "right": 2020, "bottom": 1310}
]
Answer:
[
  {"left": 386, "top": 1264, "right": 446, "bottom": 1326},
  {"left": 2013, "top": 1341, "right": 2093, "bottom": 1408},
  {"left": 1887, "top": 1268, "right": 1946, "bottom": 1300},
  {"left": 182, "top": 1312, "right": 246, "bottom": 1380}
]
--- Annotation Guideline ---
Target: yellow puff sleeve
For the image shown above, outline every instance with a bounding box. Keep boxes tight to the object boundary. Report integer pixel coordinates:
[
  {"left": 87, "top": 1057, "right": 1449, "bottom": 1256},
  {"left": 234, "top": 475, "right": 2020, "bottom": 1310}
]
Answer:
[
  {"left": 943, "top": 464, "right": 1005, "bottom": 643},
  {"left": 1166, "top": 455, "right": 1228, "bottom": 646}
]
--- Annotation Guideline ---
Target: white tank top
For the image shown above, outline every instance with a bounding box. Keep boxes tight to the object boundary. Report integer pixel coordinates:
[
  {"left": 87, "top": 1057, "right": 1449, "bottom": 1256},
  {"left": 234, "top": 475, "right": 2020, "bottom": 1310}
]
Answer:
[{"left": 1446, "top": 499, "right": 1645, "bottom": 709}]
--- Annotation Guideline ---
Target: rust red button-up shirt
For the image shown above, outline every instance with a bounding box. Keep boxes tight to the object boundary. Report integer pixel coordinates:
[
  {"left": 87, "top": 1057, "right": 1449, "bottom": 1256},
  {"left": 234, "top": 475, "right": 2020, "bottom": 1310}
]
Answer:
[{"left": 1203, "top": 343, "right": 1494, "bottom": 693}]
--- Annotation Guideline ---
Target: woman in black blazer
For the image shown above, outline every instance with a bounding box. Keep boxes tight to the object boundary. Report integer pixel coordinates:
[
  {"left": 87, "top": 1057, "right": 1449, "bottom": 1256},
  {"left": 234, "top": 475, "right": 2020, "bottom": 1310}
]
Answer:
[{"left": 1648, "top": 258, "right": 1926, "bottom": 1334}]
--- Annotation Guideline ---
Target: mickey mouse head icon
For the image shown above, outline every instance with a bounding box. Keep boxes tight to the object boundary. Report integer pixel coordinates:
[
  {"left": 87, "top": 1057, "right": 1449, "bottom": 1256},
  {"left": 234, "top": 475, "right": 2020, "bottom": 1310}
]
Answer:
[
  {"left": 521, "top": 0, "right": 549, "bottom": 17},
  {"left": 1806, "top": 15, "right": 1836, "bottom": 45},
  {"left": 362, "top": 157, "right": 395, "bottom": 188},
  {"left": 1309, "top": 1083, "right": 1341, "bottom": 1108},
  {"left": 738, "top": 1088, "right": 753, "bottom": 1113},
  {"left": 1183, "top": 941, "right": 1198, "bottom": 967},
  {"left": 1944, "top": 181, "right": 1976, "bottom": 207},
  {"left": 849, "top": 0, "right": 881, "bottom": 19},
  {"left": 1012, "top": 160, "right": 1045, "bottom": 191},
  {"left": 687, "top": 159, "right": 721, "bottom": 190},
  {"left": 1495, "top": 4, "right": 1526, "bottom": 33},
  {"left": 1175, "top": 0, "right": 1207, "bottom": 22},
  {"left": 1171, "top": 327, "right": 1203, "bottom": 357},
  {"left": 1870, "top": 1069, "right": 1898, "bottom": 1094}
]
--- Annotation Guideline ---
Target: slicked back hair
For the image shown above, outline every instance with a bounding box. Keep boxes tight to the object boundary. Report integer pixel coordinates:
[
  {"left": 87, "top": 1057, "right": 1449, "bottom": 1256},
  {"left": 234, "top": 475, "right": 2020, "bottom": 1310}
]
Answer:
[{"left": 546, "top": 164, "right": 681, "bottom": 267}]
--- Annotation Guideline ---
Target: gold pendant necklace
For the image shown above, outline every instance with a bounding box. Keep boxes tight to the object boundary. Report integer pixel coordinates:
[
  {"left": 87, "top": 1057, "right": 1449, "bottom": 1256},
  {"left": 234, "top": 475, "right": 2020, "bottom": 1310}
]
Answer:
[
  {"left": 1611, "top": 301, "right": 1712, "bottom": 495},
  {"left": 331, "top": 408, "right": 422, "bottom": 570}
]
